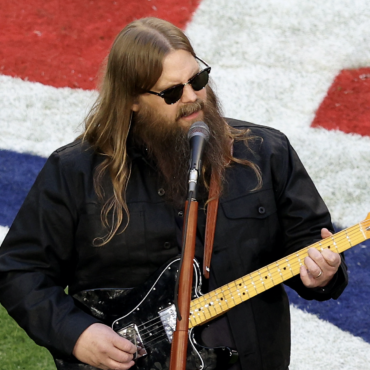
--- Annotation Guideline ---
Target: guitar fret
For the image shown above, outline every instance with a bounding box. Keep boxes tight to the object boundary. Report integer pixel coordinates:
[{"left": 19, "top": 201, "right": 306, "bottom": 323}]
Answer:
[
  {"left": 200, "top": 294, "right": 216, "bottom": 318},
  {"left": 257, "top": 270, "right": 264, "bottom": 289},
  {"left": 189, "top": 312, "right": 200, "bottom": 327},
  {"left": 207, "top": 301, "right": 220, "bottom": 316},
  {"left": 245, "top": 275, "right": 256, "bottom": 295},
  {"left": 274, "top": 262, "right": 285, "bottom": 283},
  {"left": 330, "top": 236, "right": 339, "bottom": 253},
  {"left": 360, "top": 224, "right": 367, "bottom": 239},
  {"left": 258, "top": 267, "right": 274, "bottom": 290},
  {"left": 266, "top": 265, "right": 275, "bottom": 286},
  {"left": 192, "top": 302, "right": 207, "bottom": 322},
  {"left": 352, "top": 233, "right": 365, "bottom": 247},
  {"left": 286, "top": 258, "right": 294, "bottom": 277},
  {"left": 240, "top": 277, "right": 251, "bottom": 300},
  {"left": 296, "top": 252, "right": 303, "bottom": 266},
  {"left": 191, "top": 296, "right": 206, "bottom": 320},
  {"left": 235, "top": 279, "right": 247, "bottom": 303},
  {"left": 252, "top": 272, "right": 267, "bottom": 294},
  {"left": 197, "top": 295, "right": 211, "bottom": 321},
  {"left": 277, "top": 259, "right": 294, "bottom": 279},
  {"left": 208, "top": 290, "right": 223, "bottom": 315},
  {"left": 225, "top": 284, "right": 236, "bottom": 308},
  {"left": 215, "top": 288, "right": 229, "bottom": 312},
  {"left": 232, "top": 282, "right": 243, "bottom": 305},
  {"left": 345, "top": 230, "right": 353, "bottom": 247},
  {"left": 229, "top": 281, "right": 240, "bottom": 305}
]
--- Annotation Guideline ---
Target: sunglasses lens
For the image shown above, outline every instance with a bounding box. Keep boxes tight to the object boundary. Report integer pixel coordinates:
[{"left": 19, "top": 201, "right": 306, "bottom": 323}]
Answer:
[
  {"left": 161, "top": 67, "right": 211, "bottom": 104},
  {"left": 190, "top": 68, "right": 210, "bottom": 91},
  {"left": 163, "top": 85, "right": 184, "bottom": 104}
]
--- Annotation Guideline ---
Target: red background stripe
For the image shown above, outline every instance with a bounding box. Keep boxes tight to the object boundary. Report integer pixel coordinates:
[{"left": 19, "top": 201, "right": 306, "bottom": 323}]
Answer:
[
  {"left": 0, "top": 0, "right": 200, "bottom": 90},
  {"left": 312, "top": 68, "right": 370, "bottom": 137}
]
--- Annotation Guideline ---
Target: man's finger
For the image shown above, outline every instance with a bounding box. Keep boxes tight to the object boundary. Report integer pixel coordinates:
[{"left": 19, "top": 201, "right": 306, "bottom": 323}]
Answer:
[
  {"left": 321, "top": 228, "right": 333, "bottom": 239},
  {"left": 321, "top": 248, "right": 341, "bottom": 268},
  {"left": 113, "top": 336, "right": 137, "bottom": 354},
  {"left": 108, "top": 346, "right": 135, "bottom": 364},
  {"left": 304, "top": 256, "right": 323, "bottom": 279},
  {"left": 105, "top": 356, "right": 135, "bottom": 370},
  {"left": 300, "top": 265, "right": 316, "bottom": 288},
  {"left": 307, "top": 248, "right": 326, "bottom": 266}
]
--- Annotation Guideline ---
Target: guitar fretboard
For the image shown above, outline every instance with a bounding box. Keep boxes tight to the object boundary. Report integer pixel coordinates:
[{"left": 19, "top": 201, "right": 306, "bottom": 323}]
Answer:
[{"left": 188, "top": 219, "right": 370, "bottom": 328}]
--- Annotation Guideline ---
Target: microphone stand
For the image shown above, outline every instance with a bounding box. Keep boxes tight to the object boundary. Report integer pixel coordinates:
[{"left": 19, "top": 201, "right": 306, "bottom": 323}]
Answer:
[{"left": 169, "top": 172, "right": 199, "bottom": 370}]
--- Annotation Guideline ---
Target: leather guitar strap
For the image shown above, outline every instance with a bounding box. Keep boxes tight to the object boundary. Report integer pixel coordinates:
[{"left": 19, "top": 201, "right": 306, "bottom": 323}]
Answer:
[
  {"left": 203, "top": 133, "right": 233, "bottom": 279},
  {"left": 203, "top": 170, "right": 220, "bottom": 279}
]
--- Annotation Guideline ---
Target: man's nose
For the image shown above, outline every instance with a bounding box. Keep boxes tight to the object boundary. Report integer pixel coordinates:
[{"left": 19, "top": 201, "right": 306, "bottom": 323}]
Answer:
[{"left": 181, "top": 84, "right": 197, "bottom": 103}]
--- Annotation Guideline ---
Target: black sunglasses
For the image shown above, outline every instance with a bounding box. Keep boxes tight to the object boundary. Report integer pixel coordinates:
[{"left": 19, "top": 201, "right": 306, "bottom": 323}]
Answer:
[{"left": 145, "top": 56, "right": 211, "bottom": 105}]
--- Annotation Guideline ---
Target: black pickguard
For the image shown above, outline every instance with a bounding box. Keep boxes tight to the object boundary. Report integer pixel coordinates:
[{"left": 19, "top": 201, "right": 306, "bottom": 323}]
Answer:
[{"left": 55, "top": 257, "right": 238, "bottom": 370}]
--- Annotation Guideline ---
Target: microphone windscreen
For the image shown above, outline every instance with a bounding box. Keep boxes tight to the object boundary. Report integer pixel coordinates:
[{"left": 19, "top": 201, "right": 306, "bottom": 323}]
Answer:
[{"left": 187, "top": 121, "right": 210, "bottom": 142}]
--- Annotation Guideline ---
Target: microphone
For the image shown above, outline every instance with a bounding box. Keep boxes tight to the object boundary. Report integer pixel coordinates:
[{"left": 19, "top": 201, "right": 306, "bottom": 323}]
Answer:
[{"left": 187, "top": 121, "right": 210, "bottom": 198}]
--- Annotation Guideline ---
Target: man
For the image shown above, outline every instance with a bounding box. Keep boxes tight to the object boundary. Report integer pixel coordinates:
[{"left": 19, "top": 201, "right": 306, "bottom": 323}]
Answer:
[{"left": 0, "top": 17, "right": 347, "bottom": 370}]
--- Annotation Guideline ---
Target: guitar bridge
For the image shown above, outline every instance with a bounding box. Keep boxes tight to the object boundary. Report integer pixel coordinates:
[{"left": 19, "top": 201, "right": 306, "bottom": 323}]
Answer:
[
  {"left": 116, "top": 324, "right": 147, "bottom": 359},
  {"left": 159, "top": 304, "right": 177, "bottom": 343}
]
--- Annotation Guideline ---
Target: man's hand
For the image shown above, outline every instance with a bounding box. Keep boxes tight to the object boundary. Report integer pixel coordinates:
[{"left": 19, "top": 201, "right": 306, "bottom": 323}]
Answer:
[
  {"left": 300, "top": 228, "right": 341, "bottom": 288},
  {"left": 73, "top": 323, "right": 137, "bottom": 370}
]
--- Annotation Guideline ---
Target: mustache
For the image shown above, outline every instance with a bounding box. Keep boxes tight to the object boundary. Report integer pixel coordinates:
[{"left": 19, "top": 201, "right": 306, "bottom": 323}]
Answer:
[{"left": 176, "top": 99, "right": 205, "bottom": 120}]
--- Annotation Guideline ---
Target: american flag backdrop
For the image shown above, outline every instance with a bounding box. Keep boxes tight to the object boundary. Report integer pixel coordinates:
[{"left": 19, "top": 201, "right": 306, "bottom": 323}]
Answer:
[{"left": 1, "top": 1, "right": 370, "bottom": 368}]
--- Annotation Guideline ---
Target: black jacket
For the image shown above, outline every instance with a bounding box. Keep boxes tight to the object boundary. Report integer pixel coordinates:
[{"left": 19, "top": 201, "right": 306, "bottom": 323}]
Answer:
[{"left": 0, "top": 119, "right": 347, "bottom": 370}]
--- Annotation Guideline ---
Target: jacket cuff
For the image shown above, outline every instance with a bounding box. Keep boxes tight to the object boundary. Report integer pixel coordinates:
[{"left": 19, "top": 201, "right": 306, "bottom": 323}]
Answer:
[
  {"left": 54, "top": 311, "right": 101, "bottom": 358},
  {"left": 305, "top": 257, "right": 348, "bottom": 300}
]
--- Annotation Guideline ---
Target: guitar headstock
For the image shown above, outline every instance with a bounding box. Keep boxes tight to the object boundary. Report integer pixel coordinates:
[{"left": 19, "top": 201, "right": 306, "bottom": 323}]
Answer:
[{"left": 360, "top": 213, "right": 370, "bottom": 240}]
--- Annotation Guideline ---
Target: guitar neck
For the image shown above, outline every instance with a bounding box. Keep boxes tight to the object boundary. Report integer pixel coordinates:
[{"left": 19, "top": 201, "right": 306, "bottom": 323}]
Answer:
[{"left": 188, "top": 217, "right": 370, "bottom": 328}]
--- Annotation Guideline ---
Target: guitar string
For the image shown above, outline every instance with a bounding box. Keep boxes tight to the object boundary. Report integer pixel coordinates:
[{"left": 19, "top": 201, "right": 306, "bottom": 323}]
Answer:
[
  {"left": 114, "top": 317, "right": 171, "bottom": 349},
  {"left": 113, "top": 316, "right": 166, "bottom": 342},
  {"left": 114, "top": 323, "right": 164, "bottom": 345},
  {"left": 136, "top": 223, "right": 369, "bottom": 333},
  {"left": 136, "top": 315, "right": 164, "bottom": 330},
  {"left": 188, "top": 222, "right": 369, "bottom": 324},
  {"left": 139, "top": 323, "right": 167, "bottom": 341},
  {"left": 190, "top": 224, "right": 364, "bottom": 314},
  {"left": 141, "top": 329, "right": 167, "bottom": 344},
  {"left": 115, "top": 317, "right": 162, "bottom": 334},
  {"left": 120, "top": 222, "right": 369, "bottom": 336},
  {"left": 142, "top": 333, "right": 168, "bottom": 349},
  {"left": 141, "top": 216, "right": 369, "bottom": 351},
  {"left": 192, "top": 223, "right": 369, "bottom": 318},
  {"left": 137, "top": 322, "right": 178, "bottom": 349},
  {"left": 160, "top": 223, "right": 369, "bottom": 329}
]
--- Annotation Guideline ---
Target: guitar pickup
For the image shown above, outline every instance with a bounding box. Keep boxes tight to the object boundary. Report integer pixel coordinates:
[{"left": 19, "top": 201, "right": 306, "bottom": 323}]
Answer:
[
  {"left": 116, "top": 324, "right": 147, "bottom": 359},
  {"left": 159, "top": 304, "right": 177, "bottom": 343}
]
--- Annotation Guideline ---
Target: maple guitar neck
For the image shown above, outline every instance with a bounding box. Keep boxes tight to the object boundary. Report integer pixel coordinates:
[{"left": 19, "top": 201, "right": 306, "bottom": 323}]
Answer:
[{"left": 188, "top": 213, "right": 370, "bottom": 328}]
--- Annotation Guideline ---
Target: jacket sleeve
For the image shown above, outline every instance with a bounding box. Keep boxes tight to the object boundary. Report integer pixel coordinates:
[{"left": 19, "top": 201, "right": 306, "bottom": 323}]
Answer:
[
  {"left": 270, "top": 133, "right": 348, "bottom": 300},
  {"left": 0, "top": 151, "right": 100, "bottom": 358}
]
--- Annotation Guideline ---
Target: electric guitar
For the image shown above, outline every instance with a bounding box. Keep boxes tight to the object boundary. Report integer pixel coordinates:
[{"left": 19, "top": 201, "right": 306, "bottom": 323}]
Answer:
[{"left": 55, "top": 214, "right": 370, "bottom": 370}]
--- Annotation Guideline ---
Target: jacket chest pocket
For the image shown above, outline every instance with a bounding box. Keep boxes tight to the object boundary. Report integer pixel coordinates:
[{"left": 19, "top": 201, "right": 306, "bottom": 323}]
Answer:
[
  {"left": 214, "top": 189, "right": 280, "bottom": 272},
  {"left": 221, "top": 187, "right": 277, "bottom": 225}
]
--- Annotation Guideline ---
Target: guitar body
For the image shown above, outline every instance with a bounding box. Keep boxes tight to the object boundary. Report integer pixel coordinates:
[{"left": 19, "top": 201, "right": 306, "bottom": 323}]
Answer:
[
  {"left": 55, "top": 215, "right": 370, "bottom": 370},
  {"left": 56, "top": 257, "right": 237, "bottom": 370}
]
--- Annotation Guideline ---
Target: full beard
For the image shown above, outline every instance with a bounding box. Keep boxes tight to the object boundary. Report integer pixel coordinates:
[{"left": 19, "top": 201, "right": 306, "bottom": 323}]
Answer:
[{"left": 131, "top": 86, "right": 230, "bottom": 208}]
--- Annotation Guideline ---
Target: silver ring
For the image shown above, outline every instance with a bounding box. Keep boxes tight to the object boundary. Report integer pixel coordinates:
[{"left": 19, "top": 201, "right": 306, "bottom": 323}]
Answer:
[{"left": 315, "top": 270, "right": 323, "bottom": 279}]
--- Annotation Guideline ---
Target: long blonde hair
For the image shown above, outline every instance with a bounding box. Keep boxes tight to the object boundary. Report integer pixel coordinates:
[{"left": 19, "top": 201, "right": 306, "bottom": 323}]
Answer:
[
  {"left": 81, "top": 18, "right": 197, "bottom": 245},
  {"left": 82, "top": 17, "right": 262, "bottom": 246}
]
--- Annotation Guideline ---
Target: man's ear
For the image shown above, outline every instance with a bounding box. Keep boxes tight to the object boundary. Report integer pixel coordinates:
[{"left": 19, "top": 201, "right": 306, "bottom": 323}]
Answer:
[{"left": 131, "top": 97, "right": 140, "bottom": 112}]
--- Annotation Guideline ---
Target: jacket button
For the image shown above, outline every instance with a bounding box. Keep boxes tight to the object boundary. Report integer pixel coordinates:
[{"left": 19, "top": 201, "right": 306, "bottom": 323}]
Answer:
[
  {"left": 258, "top": 206, "right": 266, "bottom": 214},
  {"left": 164, "top": 242, "right": 171, "bottom": 249},
  {"left": 158, "top": 188, "right": 165, "bottom": 196},
  {"left": 178, "top": 211, "right": 184, "bottom": 217}
]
